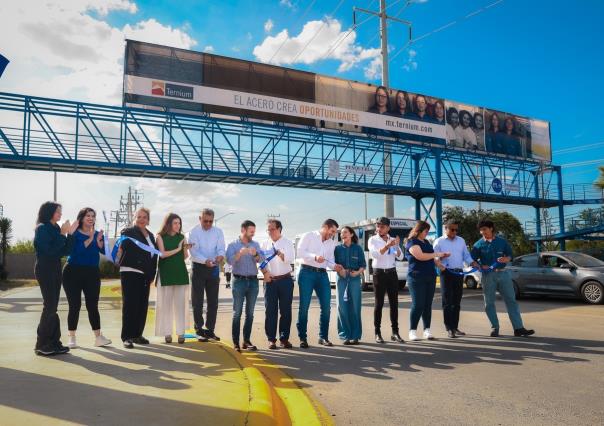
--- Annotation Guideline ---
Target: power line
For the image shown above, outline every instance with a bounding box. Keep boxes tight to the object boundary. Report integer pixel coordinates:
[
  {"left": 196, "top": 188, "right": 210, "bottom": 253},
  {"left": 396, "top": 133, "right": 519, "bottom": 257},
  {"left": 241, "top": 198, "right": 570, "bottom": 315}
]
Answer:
[
  {"left": 389, "top": 0, "right": 505, "bottom": 63},
  {"left": 268, "top": 0, "right": 319, "bottom": 63},
  {"left": 553, "top": 141, "right": 604, "bottom": 155},
  {"left": 560, "top": 158, "right": 604, "bottom": 168},
  {"left": 319, "top": 10, "right": 376, "bottom": 61},
  {"left": 291, "top": 0, "right": 348, "bottom": 63}
]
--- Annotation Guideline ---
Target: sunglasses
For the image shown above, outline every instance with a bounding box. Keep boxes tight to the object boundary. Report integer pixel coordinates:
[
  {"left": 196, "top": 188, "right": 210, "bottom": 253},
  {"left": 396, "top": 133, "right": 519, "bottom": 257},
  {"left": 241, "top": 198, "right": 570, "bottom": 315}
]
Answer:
[
  {"left": 448, "top": 228, "right": 459, "bottom": 232},
  {"left": 202, "top": 219, "right": 213, "bottom": 224}
]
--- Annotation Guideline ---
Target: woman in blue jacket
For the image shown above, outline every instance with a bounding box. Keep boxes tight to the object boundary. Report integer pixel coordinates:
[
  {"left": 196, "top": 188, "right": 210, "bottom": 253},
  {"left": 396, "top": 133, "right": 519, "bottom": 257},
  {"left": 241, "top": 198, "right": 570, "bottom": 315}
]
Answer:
[
  {"left": 334, "top": 226, "right": 366, "bottom": 345},
  {"left": 63, "top": 207, "right": 112, "bottom": 349},
  {"left": 33, "top": 201, "right": 78, "bottom": 356}
]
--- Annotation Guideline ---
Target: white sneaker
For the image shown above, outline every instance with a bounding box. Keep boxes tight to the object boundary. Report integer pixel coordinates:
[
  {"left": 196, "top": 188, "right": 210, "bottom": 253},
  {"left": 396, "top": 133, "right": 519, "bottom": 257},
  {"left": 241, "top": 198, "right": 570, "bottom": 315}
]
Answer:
[
  {"left": 423, "top": 329, "right": 435, "bottom": 340},
  {"left": 67, "top": 335, "right": 78, "bottom": 349},
  {"left": 94, "top": 334, "right": 112, "bottom": 347},
  {"left": 408, "top": 330, "right": 419, "bottom": 341}
]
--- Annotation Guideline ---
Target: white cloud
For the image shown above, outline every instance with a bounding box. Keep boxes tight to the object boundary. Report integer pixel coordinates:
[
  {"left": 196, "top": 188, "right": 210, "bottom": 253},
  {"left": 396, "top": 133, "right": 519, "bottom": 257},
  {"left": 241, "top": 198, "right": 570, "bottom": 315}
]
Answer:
[
  {"left": 402, "top": 48, "right": 418, "bottom": 72},
  {"left": 0, "top": 1, "right": 196, "bottom": 106},
  {"left": 280, "top": 0, "right": 295, "bottom": 10},
  {"left": 264, "top": 19, "right": 274, "bottom": 33},
  {"left": 204, "top": 45, "right": 215, "bottom": 52},
  {"left": 253, "top": 18, "right": 381, "bottom": 76}
]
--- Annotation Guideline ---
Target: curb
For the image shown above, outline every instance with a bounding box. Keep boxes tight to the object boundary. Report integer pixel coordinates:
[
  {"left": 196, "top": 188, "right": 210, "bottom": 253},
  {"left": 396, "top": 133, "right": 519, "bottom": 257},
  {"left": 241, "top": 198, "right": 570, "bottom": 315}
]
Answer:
[{"left": 219, "top": 343, "right": 333, "bottom": 426}]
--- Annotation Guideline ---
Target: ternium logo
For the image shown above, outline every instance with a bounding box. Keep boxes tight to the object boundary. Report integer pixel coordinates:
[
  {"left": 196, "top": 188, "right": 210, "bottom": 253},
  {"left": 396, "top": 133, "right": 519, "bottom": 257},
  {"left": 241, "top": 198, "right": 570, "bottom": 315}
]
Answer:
[{"left": 151, "top": 80, "right": 165, "bottom": 96}]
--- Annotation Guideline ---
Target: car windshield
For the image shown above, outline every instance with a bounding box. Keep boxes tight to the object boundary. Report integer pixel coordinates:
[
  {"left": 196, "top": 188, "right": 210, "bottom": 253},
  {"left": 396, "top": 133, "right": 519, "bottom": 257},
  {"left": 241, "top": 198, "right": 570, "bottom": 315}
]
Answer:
[{"left": 561, "top": 252, "right": 604, "bottom": 268}]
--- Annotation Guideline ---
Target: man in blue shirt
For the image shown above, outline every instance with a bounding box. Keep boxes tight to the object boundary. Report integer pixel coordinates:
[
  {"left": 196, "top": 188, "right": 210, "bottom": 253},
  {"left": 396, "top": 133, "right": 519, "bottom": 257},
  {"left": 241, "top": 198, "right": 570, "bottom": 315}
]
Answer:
[
  {"left": 434, "top": 220, "right": 478, "bottom": 338},
  {"left": 226, "top": 220, "right": 266, "bottom": 352},
  {"left": 471, "top": 220, "right": 535, "bottom": 337}
]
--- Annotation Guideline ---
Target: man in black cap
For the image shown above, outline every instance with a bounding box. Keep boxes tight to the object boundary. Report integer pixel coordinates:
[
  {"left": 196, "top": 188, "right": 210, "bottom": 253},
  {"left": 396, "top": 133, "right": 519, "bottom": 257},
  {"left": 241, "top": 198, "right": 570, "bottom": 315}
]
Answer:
[{"left": 368, "top": 217, "right": 404, "bottom": 343}]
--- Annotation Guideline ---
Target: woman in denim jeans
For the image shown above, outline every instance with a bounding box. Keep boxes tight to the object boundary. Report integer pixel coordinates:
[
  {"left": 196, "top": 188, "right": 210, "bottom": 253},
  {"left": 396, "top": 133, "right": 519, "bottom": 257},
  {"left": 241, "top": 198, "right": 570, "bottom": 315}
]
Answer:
[
  {"left": 404, "top": 221, "right": 450, "bottom": 341},
  {"left": 334, "top": 226, "right": 366, "bottom": 345}
]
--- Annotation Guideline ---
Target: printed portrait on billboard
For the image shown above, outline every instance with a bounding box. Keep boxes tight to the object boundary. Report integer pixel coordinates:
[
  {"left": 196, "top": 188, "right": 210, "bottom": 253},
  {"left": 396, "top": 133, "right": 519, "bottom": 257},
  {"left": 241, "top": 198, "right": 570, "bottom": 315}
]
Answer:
[
  {"left": 445, "top": 101, "right": 486, "bottom": 151},
  {"left": 485, "top": 109, "right": 530, "bottom": 158}
]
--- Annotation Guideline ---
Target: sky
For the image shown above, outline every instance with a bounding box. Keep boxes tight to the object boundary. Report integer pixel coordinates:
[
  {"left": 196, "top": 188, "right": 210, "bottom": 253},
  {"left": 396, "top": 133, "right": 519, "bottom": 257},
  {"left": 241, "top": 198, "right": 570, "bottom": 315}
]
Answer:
[{"left": 0, "top": 0, "right": 603, "bottom": 242}]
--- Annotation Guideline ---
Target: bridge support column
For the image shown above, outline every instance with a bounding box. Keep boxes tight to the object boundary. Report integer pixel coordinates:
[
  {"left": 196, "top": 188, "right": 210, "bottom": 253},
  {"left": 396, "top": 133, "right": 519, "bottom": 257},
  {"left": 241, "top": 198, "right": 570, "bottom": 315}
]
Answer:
[
  {"left": 534, "top": 207, "right": 542, "bottom": 254},
  {"left": 413, "top": 154, "right": 421, "bottom": 222},
  {"left": 434, "top": 149, "right": 443, "bottom": 237},
  {"left": 555, "top": 166, "right": 566, "bottom": 250}
]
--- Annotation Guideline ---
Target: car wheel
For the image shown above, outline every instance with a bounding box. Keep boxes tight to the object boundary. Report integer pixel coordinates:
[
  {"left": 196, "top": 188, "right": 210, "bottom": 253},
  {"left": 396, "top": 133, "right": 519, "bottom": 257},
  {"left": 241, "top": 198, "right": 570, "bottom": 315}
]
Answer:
[
  {"left": 465, "top": 276, "right": 478, "bottom": 289},
  {"left": 398, "top": 280, "right": 406, "bottom": 291},
  {"left": 581, "top": 281, "right": 604, "bottom": 304}
]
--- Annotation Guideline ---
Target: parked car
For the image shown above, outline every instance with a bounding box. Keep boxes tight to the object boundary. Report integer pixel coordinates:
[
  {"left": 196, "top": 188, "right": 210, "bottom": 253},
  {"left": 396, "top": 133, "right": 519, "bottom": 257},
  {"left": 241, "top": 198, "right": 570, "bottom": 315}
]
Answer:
[
  {"left": 507, "top": 251, "right": 604, "bottom": 304},
  {"left": 463, "top": 268, "right": 482, "bottom": 289}
]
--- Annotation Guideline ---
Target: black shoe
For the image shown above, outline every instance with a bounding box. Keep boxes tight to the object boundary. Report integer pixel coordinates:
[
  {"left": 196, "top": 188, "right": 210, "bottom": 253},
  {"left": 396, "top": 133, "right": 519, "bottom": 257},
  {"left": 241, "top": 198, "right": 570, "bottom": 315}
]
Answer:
[
  {"left": 123, "top": 339, "right": 134, "bottom": 349},
  {"left": 454, "top": 329, "right": 466, "bottom": 336},
  {"left": 205, "top": 330, "right": 221, "bottom": 341},
  {"left": 243, "top": 341, "right": 257, "bottom": 351},
  {"left": 196, "top": 333, "right": 209, "bottom": 342},
  {"left": 279, "top": 339, "right": 293, "bottom": 349},
  {"left": 514, "top": 328, "right": 535, "bottom": 337},
  {"left": 318, "top": 338, "right": 333, "bottom": 347},
  {"left": 375, "top": 333, "right": 385, "bottom": 344},
  {"left": 391, "top": 333, "right": 404, "bottom": 343},
  {"left": 447, "top": 330, "right": 457, "bottom": 338},
  {"left": 35, "top": 345, "right": 57, "bottom": 356},
  {"left": 490, "top": 328, "right": 500, "bottom": 337},
  {"left": 268, "top": 341, "right": 277, "bottom": 350},
  {"left": 233, "top": 343, "right": 241, "bottom": 352},
  {"left": 352, "top": 339, "right": 360, "bottom": 345},
  {"left": 343, "top": 339, "right": 353, "bottom": 345},
  {"left": 300, "top": 339, "right": 309, "bottom": 348},
  {"left": 54, "top": 344, "right": 70, "bottom": 354},
  {"left": 133, "top": 336, "right": 149, "bottom": 344}
]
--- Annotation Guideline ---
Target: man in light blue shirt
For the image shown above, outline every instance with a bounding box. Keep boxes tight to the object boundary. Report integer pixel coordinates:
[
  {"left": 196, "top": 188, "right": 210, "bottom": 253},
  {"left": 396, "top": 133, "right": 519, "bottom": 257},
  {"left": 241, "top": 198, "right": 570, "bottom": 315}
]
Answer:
[
  {"left": 226, "top": 220, "right": 266, "bottom": 352},
  {"left": 434, "top": 220, "right": 478, "bottom": 338},
  {"left": 188, "top": 208, "right": 225, "bottom": 342}
]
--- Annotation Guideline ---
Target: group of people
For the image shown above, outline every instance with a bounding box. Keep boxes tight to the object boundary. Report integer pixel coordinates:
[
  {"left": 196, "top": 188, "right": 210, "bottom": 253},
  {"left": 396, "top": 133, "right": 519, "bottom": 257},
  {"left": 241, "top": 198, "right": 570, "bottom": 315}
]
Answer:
[{"left": 32, "top": 201, "right": 535, "bottom": 357}]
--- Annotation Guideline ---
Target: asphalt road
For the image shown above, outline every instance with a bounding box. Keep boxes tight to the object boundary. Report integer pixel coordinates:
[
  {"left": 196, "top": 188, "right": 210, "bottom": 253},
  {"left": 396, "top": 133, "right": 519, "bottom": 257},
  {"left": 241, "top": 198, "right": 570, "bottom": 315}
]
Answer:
[
  {"left": 211, "top": 282, "right": 604, "bottom": 425},
  {"left": 2, "top": 280, "right": 602, "bottom": 425}
]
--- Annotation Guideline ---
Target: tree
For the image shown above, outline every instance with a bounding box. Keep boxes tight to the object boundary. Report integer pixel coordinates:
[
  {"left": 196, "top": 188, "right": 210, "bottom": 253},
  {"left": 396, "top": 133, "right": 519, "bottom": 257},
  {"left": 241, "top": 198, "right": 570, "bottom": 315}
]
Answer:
[
  {"left": 0, "top": 217, "right": 13, "bottom": 279},
  {"left": 442, "top": 206, "right": 534, "bottom": 256},
  {"left": 8, "top": 239, "right": 34, "bottom": 254},
  {"left": 595, "top": 166, "right": 604, "bottom": 190}
]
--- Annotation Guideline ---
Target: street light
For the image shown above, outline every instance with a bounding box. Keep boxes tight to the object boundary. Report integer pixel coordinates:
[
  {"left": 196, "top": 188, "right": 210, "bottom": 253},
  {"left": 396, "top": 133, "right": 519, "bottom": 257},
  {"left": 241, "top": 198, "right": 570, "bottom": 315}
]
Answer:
[{"left": 214, "top": 211, "right": 235, "bottom": 225}]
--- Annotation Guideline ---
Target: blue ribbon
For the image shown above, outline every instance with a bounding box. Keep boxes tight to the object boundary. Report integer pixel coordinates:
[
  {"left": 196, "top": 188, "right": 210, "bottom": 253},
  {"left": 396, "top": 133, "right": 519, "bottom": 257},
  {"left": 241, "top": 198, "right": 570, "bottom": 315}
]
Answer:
[
  {"left": 111, "top": 236, "right": 162, "bottom": 262},
  {"left": 445, "top": 262, "right": 500, "bottom": 276},
  {"left": 259, "top": 246, "right": 278, "bottom": 269}
]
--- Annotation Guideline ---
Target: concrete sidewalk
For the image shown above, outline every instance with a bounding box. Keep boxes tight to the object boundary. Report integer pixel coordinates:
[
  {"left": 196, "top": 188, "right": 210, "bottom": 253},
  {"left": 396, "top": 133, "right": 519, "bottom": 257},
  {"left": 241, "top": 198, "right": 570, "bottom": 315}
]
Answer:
[{"left": 0, "top": 282, "right": 331, "bottom": 426}]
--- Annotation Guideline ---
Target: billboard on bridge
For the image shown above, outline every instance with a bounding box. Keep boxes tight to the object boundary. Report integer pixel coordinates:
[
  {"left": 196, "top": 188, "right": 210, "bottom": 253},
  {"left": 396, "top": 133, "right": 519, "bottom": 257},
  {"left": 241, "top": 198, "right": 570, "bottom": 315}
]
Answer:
[{"left": 123, "top": 40, "right": 551, "bottom": 163}]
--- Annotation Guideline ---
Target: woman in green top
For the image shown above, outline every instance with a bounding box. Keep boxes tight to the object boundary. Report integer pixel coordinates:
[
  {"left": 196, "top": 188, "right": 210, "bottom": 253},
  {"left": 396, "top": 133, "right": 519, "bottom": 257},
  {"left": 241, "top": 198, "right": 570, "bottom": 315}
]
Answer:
[{"left": 155, "top": 213, "right": 191, "bottom": 344}]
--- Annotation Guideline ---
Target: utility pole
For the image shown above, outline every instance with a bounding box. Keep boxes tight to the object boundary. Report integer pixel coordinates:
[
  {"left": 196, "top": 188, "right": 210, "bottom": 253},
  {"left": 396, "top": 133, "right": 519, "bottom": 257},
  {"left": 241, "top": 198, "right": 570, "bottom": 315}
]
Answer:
[
  {"left": 53, "top": 171, "right": 57, "bottom": 201},
  {"left": 109, "top": 186, "right": 144, "bottom": 237},
  {"left": 354, "top": 1, "right": 412, "bottom": 218}
]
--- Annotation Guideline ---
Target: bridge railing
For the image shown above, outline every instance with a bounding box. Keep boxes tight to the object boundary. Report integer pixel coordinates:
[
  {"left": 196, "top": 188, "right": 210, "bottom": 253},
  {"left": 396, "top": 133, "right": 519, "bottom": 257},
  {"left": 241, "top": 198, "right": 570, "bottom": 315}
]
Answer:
[{"left": 0, "top": 91, "right": 566, "bottom": 205}]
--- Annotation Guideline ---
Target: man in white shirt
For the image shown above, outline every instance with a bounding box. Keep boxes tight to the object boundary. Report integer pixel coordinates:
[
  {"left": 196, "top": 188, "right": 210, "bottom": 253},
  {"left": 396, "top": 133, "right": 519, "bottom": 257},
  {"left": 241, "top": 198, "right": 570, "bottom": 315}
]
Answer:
[
  {"left": 188, "top": 208, "right": 226, "bottom": 342},
  {"left": 260, "top": 219, "right": 295, "bottom": 349},
  {"left": 296, "top": 218, "right": 343, "bottom": 348},
  {"left": 434, "top": 220, "right": 478, "bottom": 338},
  {"left": 368, "top": 217, "right": 405, "bottom": 344}
]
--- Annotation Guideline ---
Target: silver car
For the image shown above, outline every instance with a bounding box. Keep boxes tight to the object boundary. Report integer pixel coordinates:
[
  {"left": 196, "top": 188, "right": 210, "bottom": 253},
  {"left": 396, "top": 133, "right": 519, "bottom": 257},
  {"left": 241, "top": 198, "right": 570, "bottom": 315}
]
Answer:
[{"left": 507, "top": 251, "right": 604, "bottom": 304}]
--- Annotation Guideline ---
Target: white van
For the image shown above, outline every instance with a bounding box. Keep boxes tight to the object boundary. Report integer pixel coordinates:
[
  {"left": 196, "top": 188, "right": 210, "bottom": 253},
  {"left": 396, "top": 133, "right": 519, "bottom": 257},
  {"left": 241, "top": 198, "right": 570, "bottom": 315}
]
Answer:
[{"left": 293, "top": 218, "right": 415, "bottom": 291}]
